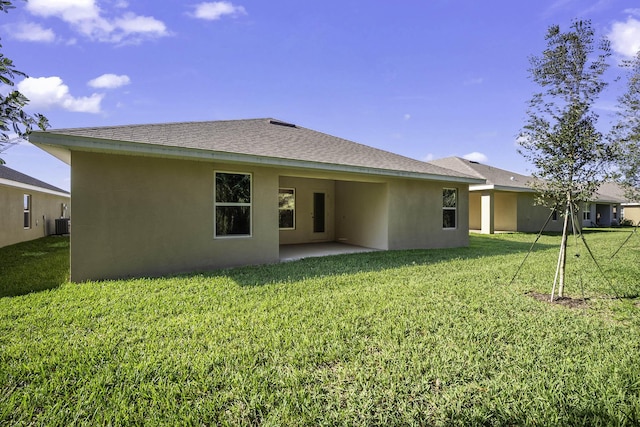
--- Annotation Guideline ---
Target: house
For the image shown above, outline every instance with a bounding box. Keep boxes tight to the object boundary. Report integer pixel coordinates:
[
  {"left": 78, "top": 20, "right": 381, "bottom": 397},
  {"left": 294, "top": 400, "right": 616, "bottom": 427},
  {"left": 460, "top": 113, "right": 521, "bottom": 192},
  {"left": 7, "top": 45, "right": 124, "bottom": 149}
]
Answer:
[
  {"left": 589, "top": 182, "right": 627, "bottom": 227},
  {"left": 30, "top": 118, "right": 483, "bottom": 282},
  {"left": 597, "top": 182, "right": 640, "bottom": 226},
  {"left": 622, "top": 203, "right": 640, "bottom": 225},
  {"left": 0, "top": 165, "right": 70, "bottom": 248},
  {"left": 429, "top": 157, "right": 563, "bottom": 234},
  {"left": 429, "top": 157, "right": 625, "bottom": 234}
]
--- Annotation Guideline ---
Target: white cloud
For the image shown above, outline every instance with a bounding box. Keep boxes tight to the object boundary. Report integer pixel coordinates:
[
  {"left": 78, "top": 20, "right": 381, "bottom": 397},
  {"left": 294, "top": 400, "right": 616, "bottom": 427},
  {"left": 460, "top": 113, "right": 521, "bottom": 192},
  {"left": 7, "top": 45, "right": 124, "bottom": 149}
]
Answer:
[
  {"left": 88, "top": 73, "right": 131, "bottom": 89},
  {"left": 26, "top": 0, "right": 101, "bottom": 22},
  {"left": 403, "top": 113, "right": 411, "bottom": 121},
  {"left": 24, "top": 0, "right": 168, "bottom": 44},
  {"left": 191, "top": 2, "right": 247, "bottom": 20},
  {"left": 464, "top": 77, "right": 484, "bottom": 86},
  {"left": 422, "top": 153, "right": 434, "bottom": 162},
  {"left": 17, "top": 76, "right": 103, "bottom": 113},
  {"left": 113, "top": 13, "right": 167, "bottom": 39},
  {"left": 608, "top": 17, "right": 640, "bottom": 58},
  {"left": 6, "top": 22, "right": 55, "bottom": 42},
  {"left": 624, "top": 8, "right": 640, "bottom": 16},
  {"left": 463, "top": 152, "right": 489, "bottom": 163}
]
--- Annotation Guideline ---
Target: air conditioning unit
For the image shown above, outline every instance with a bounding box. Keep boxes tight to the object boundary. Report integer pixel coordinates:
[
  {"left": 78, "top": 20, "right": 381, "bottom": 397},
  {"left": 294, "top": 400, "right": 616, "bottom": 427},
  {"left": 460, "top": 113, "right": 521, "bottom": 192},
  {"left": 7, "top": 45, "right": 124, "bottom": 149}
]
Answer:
[{"left": 55, "top": 218, "right": 70, "bottom": 235}]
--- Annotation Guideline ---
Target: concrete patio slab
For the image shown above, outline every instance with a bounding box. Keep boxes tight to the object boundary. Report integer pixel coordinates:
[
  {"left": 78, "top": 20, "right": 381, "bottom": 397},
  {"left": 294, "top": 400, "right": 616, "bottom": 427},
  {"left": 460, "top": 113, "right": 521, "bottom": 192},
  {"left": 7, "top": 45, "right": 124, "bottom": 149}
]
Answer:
[{"left": 279, "top": 242, "right": 378, "bottom": 262}]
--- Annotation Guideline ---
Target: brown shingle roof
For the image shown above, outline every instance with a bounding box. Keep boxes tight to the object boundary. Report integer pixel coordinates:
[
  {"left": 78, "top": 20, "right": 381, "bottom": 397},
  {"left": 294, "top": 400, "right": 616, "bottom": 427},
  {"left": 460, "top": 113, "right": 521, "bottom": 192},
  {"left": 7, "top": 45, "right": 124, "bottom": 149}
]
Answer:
[
  {"left": 33, "top": 118, "right": 480, "bottom": 182},
  {"left": 0, "top": 165, "right": 69, "bottom": 194}
]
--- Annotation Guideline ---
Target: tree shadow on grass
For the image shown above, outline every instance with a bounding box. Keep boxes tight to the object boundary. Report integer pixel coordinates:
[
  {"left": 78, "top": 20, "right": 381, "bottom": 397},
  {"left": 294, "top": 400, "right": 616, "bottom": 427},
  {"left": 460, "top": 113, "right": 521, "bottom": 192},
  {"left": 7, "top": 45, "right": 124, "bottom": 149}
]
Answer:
[
  {"left": 0, "top": 236, "right": 70, "bottom": 298},
  {"left": 208, "top": 234, "right": 557, "bottom": 287}
]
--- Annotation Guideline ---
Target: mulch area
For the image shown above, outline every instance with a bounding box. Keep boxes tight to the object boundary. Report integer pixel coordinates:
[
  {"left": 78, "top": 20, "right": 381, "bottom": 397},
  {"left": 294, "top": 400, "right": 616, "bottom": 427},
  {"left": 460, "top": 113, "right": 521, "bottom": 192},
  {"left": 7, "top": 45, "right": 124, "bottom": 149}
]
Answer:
[{"left": 527, "top": 291, "right": 589, "bottom": 309}]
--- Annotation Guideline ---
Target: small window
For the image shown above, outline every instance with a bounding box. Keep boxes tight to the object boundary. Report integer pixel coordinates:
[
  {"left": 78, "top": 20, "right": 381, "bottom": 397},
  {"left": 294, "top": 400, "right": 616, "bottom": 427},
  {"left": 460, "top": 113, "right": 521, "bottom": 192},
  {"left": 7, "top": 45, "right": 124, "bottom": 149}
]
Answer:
[
  {"left": 613, "top": 206, "right": 617, "bottom": 219},
  {"left": 214, "top": 172, "right": 252, "bottom": 237},
  {"left": 23, "top": 194, "right": 31, "bottom": 229},
  {"left": 552, "top": 209, "right": 558, "bottom": 221},
  {"left": 583, "top": 203, "right": 591, "bottom": 221},
  {"left": 442, "top": 188, "right": 457, "bottom": 229},
  {"left": 279, "top": 188, "right": 295, "bottom": 229}
]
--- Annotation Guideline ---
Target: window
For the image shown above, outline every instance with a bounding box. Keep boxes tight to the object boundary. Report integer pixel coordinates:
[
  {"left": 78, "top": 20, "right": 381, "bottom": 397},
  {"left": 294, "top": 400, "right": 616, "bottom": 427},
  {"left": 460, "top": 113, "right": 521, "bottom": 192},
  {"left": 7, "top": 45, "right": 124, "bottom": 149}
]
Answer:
[
  {"left": 583, "top": 203, "right": 591, "bottom": 221},
  {"left": 23, "top": 194, "right": 31, "bottom": 229},
  {"left": 613, "top": 206, "right": 618, "bottom": 220},
  {"left": 214, "top": 172, "right": 251, "bottom": 237},
  {"left": 442, "top": 188, "right": 457, "bottom": 229},
  {"left": 279, "top": 188, "right": 295, "bottom": 229},
  {"left": 552, "top": 209, "right": 558, "bottom": 221}
]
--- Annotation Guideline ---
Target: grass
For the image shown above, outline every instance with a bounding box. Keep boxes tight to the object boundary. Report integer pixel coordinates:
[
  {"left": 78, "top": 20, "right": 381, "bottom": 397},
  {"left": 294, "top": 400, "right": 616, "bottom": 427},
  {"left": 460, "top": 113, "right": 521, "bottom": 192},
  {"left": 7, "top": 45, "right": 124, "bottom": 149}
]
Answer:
[
  {"left": 1, "top": 230, "right": 639, "bottom": 425},
  {"left": 0, "top": 236, "right": 70, "bottom": 298}
]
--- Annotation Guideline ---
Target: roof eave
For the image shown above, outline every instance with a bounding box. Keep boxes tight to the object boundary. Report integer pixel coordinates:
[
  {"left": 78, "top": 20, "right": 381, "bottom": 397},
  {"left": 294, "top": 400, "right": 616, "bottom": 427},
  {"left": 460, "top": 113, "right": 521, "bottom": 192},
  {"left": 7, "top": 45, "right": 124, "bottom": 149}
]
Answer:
[
  {"left": 469, "top": 184, "right": 535, "bottom": 192},
  {"left": 30, "top": 133, "right": 484, "bottom": 184},
  {"left": 0, "top": 178, "right": 70, "bottom": 197}
]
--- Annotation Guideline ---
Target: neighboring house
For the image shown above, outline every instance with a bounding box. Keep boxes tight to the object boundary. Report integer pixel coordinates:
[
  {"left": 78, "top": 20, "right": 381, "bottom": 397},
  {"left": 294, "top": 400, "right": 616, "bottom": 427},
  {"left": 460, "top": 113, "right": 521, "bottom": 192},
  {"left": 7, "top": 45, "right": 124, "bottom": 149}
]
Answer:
[
  {"left": 0, "top": 165, "right": 70, "bottom": 248},
  {"left": 429, "top": 157, "right": 625, "bottom": 234},
  {"left": 30, "top": 118, "right": 483, "bottom": 282},
  {"left": 596, "top": 182, "right": 640, "bottom": 226},
  {"left": 429, "top": 157, "right": 562, "bottom": 234},
  {"left": 622, "top": 203, "right": 640, "bottom": 225},
  {"left": 589, "top": 181, "right": 627, "bottom": 227}
]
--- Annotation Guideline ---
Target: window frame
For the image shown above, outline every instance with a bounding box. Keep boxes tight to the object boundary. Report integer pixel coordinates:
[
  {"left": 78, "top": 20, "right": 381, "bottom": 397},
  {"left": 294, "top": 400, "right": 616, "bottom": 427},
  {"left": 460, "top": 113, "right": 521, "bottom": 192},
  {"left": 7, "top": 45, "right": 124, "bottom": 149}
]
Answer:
[
  {"left": 214, "top": 171, "right": 252, "bottom": 239},
  {"left": 442, "top": 188, "right": 458, "bottom": 230},
  {"left": 23, "top": 194, "right": 31, "bottom": 229},
  {"left": 278, "top": 188, "right": 296, "bottom": 230},
  {"left": 582, "top": 203, "right": 591, "bottom": 221}
]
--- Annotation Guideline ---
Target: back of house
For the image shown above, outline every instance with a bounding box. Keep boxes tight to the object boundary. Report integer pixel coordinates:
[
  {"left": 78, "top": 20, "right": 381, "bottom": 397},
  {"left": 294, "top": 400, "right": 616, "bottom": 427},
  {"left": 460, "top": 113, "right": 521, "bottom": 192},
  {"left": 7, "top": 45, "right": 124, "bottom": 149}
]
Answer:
[
  {"left": 0, "top": 165, "right": 70, "bottom": 248},
  {"left": 30, "top": 118, "right": 482, "bottom": 281}
]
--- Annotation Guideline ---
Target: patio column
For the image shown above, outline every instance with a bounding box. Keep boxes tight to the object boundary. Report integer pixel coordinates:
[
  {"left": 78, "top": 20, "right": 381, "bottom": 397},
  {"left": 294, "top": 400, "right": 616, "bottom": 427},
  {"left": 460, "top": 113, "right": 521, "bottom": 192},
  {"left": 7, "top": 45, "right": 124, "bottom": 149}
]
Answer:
[{"left": 481, "top": 191, "right": 494, "bottom": 234}]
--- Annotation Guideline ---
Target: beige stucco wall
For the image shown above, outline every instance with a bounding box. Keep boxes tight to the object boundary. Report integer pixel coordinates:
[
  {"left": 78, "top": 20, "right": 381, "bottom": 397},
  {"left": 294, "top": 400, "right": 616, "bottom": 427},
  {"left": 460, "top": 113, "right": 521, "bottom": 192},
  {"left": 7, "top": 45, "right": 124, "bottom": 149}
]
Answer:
[
  {"left": 278, "top": 176, "right": 336, "bottom": 245},
  {"left": 516, "top": 193, "right": 563, "bottom": 233},
  {"left": 494, "top": 192, "right": 517, "bottom": 231},
  {"left": 71, "top": 152, "right": 279, "bottom": 281},
  {"left": 70, "top": 151, "right": 474, "bottom": 281},
  {"left": 469, "top": 192, "right": 481, "bottom": 230},
  {"left": 0, "top": 183, "right": 70, "bottom": 248},
  {"left": 622, "top": 205, "right": 640, "bottom": 225},
  {"left": 387, "top": 179, "right": 469, "bottom": 249},
  {"left": 335, "top": 181, "right": 389, "bottom": 249}
]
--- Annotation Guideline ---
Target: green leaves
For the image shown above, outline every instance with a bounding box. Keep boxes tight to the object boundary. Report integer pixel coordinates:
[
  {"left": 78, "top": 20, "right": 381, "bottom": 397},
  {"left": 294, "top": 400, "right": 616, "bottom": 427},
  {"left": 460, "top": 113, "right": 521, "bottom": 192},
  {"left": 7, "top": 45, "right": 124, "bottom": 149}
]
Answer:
[
  {"left": 0, "top": 1, "right": 50, "bottom": 162},
  {"left": 519, "top": 19, "right": 613, "bottom": 209},
  {"left": 613, "top": 50, "right": 640, "bottom": 202}
]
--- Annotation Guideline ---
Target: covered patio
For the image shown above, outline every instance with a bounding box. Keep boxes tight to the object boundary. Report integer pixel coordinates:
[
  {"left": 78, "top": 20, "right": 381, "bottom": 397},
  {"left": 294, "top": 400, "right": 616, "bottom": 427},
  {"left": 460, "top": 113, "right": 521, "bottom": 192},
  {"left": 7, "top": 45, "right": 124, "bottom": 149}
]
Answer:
[{"left": 279, "top": 242, "right": 378, "bottom": 262}]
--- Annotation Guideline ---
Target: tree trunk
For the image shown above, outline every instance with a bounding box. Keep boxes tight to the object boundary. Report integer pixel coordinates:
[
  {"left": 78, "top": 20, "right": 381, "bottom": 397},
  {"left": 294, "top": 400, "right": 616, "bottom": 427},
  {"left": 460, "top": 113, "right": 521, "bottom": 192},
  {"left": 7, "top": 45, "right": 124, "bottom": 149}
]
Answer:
[{"left": 551, "top": 201, "right": 571, "bottom": 301}]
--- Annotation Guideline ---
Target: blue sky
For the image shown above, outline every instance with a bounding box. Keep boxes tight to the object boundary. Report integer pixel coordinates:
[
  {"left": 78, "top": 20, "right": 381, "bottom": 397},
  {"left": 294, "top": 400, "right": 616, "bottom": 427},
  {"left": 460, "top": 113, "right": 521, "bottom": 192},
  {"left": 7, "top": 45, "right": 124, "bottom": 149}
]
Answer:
[{"left": 2, "top": 0, "right": 640, "bottom": 192}]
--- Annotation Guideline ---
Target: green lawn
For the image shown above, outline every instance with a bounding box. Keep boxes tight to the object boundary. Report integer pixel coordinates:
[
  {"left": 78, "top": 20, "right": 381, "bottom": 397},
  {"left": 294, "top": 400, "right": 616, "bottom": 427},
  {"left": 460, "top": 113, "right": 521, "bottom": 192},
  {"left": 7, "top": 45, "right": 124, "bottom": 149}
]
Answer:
[{"left": 1, "top": 231, "right": 639, "bottom": 426}]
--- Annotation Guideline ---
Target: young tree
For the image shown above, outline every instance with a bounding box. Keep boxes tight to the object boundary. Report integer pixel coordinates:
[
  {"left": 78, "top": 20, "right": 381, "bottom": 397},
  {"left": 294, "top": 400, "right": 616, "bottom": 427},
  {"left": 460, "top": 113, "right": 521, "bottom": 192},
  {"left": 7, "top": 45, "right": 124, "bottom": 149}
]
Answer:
[
  {"left": 518, "top": 20, "right": 612, "bottom": 301},
  {"left": 0, "top": 0, "right": 49, "bottom": 164},
  {"left": 612, "top": 50, "right": 640, "bottom": 204}
]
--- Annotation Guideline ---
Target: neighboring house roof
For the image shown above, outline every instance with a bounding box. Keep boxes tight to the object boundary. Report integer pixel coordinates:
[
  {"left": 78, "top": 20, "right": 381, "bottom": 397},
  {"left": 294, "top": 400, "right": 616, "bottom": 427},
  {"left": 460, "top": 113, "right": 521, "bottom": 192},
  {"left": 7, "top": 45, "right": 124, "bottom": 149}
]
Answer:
[
  {"left": 593, "top": 181, "right": 628, "bottom": 204},
  {"left": 0, "top": 165, "right": 69, "bottom": 196},
  {"left": 30, "top": 118, "right": 483, "bottom": 184},
  {"left": 429, "top": 156, "right": 533, "bottom": 191},
  {"left": 430, "top": 157, "right": 632, "bottom": 205}
]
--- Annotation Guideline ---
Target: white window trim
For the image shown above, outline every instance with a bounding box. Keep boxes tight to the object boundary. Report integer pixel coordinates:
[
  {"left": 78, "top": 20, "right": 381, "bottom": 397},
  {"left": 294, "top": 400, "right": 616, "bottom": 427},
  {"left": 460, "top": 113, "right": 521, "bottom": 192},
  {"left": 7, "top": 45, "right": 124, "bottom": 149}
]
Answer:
[
  {"left": 279, "top": 187, "right": 296, "bottom": 230},
  {"left": 214, "top": 171, "right": 252, "bottom": 239},
  {"left": 23, "top": 194, "right": 31, "bottom": 229},
  {"left": 443, "top": 187, "right": 457, "bottom": 230},
  {"left": 583, "top": 203, "right": 591, "bottom": 221}
]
